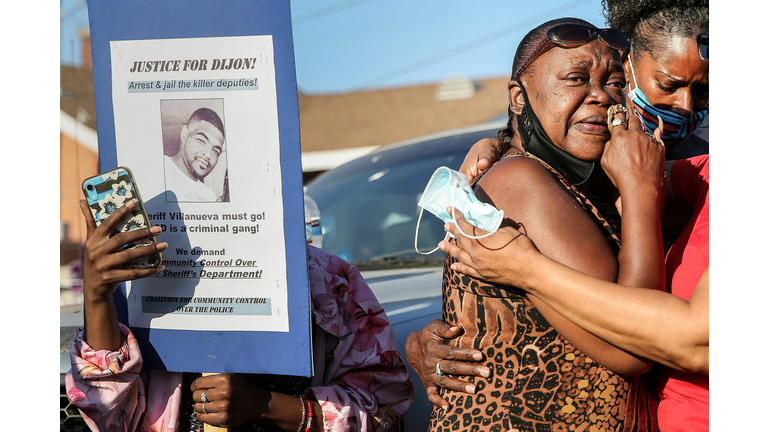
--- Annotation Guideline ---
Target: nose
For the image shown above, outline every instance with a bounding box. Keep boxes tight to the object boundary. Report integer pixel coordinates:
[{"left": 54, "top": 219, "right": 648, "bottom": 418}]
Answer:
[
  {"left": 670, "top": 89, "right": 693, "bottom": 118},
  {"left": 199, "top": 144, "right": 213, "bottom": 159},
  {"left": 585, "top": 83, "right": 614, "bottom": 106}
]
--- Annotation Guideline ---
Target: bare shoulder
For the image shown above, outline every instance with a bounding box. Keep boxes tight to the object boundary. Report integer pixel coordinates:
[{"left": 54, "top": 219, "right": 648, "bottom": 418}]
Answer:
[
  {"left": 481, "top": 154, "right": 554, "bottom": 183},
  {"left": 474, "top": 155, "right": 575, "bottom": 212},
  {"left": 475, "top": 154, "right": 617, "bottom": 280}
]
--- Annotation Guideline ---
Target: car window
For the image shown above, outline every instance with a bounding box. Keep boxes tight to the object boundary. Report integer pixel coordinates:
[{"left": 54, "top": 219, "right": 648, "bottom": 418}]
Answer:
[{"left": 306, "top": 129, "right": 495, "bottom": 265}]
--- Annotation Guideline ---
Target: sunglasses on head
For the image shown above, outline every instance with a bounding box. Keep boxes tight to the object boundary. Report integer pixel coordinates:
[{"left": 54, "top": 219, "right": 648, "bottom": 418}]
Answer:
[
  {"left": 696, "top": 31, "right": 709, "bottom": 61},
  {"left": 515, "top": 24, "right": 631, "bottom": 80}
]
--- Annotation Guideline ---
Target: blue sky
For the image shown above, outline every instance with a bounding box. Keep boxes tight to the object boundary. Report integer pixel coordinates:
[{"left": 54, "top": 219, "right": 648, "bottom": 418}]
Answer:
[{"left": 61, "top": 0, "right": 607, "bottom": 94}]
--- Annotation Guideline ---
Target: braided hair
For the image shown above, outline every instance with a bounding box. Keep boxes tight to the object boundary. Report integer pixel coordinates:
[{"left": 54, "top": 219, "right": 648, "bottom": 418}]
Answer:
[
  {"left": 601, "top": 0, "right": 708, "bottom": 61},
  {"left": 496, "top": 17, "right": 597, "bottom": 146}
]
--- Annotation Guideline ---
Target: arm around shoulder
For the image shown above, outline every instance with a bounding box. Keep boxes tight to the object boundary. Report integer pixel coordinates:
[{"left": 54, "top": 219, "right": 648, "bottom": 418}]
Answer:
[{"left": 474, "top": 158, "right": 652, "bottom": 375}]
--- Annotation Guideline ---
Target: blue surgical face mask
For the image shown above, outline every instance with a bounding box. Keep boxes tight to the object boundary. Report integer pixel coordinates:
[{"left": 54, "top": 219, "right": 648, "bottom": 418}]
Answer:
[
  {"left": 415, "top": 166, "right": 504, "bottom": 255},
  {"left": 627, "top": 56, "right": 709, "bottom": 145}
]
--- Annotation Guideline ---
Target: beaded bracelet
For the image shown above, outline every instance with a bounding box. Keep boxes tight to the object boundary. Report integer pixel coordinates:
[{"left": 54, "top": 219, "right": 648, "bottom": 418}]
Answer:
[{"left": 297, "top": 395, "right": 307, "bottom": 432}]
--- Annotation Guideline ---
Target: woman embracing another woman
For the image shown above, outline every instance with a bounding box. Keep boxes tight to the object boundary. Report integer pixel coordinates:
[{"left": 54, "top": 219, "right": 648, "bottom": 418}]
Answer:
[{"left": 423, "top": 17, "right": 668, "bottom": 432}]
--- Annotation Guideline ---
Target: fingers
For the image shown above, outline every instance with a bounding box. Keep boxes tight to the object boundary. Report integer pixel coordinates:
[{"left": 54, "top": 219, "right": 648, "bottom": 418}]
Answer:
[
  {"left": 195, "top": 404, "right": 230, "bottom": 429},
  {"left": 106, "top": 225, "right": 163, "bottom": 252},
  {"left": 654, "top": 115, "right": 664, "bottom": 145},
  {"left": 438, "top": 359, "right": 490, "bottom": 379},
  {"left": 191, "top": 377, "right": 223, "bottom": 419},
  {"left": 426, "top": 386, "right": 452, "bottom": 410},
  {"left": 446, "top": 207, "right": 490, "bottom": 240},
  {"left": 475, "top": 149, "right": 496, "bottom": 174},
  {"left": 191, "top": 374, "right": 224, "bottom": 392},
  {"left": 86, "top": 226, "right": 165, "bottom": 268},
  {"left": 98, "top": 199, "right": 139, "bottom": 235},
  {"left": 449, "top": 259, "right": 482, "bottom": 279},
  {"left": 427, "top": 340, "right": 485, "bottom": 364},
  {"left": 438, "top": 230, "right": 479, "bottom": 276},
  {"left": 426, "top": 363, "right": 492, "bottom": 410},
  {"left": 79, "top": 199, "right": 99, "bottom": 236},
  {"left": 438, "top": 232, "right": 462, "bottom": 259},
  {"left": 424, "top": 319, "right": 462, "bottom": 340},
  {"left": 438, "top": 234, "right": 473, "bottom": 271},
  {"left": 466, "top": 164, "right": 480, "bottom": 183},
  {"left": 113, "top": 241, "right": 166, "bottom": 270},
  {"left": 626, "top": 114, "right": 645, "bottom": 132},
  {"left": 448, "top": 207, "right": 477, "bottom": 235},
  {"left": 607, "top": 105, "right": 628, "bottom": 132},
  {"left": 193, "top": 387, "right": 219, "bottom": 403}
]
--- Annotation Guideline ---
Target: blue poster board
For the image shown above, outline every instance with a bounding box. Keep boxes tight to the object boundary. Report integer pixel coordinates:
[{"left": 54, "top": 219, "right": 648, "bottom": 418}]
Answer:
[{"left": 87, "top": 0, "right": 312, "bottom": 376}]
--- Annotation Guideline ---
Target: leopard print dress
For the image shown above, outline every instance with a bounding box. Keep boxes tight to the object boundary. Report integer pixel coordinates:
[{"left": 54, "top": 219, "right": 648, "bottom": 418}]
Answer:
[{"left": 428, "top": 152, "right": 630, "bottom": 432}]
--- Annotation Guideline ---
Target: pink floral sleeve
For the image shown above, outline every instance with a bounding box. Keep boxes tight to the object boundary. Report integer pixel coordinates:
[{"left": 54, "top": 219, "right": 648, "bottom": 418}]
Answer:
[
  {"left": 307, "top": 246, "right": 415, "bottom": 432},
  {"left": 65, "top": 323, "right": 184, "bottom": 432}
]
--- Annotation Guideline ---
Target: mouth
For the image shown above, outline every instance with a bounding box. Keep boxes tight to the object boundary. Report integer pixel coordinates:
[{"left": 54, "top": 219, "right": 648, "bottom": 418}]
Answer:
[
  {"left": 194, "top": 157, "right": 210, "bottom": 170},
  {"left": 573, "top": 115, "right": 610, "bottom": 135}
]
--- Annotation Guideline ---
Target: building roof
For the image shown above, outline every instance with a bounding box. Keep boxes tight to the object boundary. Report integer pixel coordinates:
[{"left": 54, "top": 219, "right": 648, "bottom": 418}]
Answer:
[{"left": 298, "top": 75, "right": 509, "bottom": 153}]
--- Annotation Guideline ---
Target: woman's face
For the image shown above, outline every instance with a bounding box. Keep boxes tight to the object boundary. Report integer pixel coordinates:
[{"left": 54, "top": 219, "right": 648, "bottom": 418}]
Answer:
[
  {"left": 513, "top": 40, "right": 626, "bottom": 161},
  {"left": 625, "top": 34, "right": 709, "bottom": 116}
]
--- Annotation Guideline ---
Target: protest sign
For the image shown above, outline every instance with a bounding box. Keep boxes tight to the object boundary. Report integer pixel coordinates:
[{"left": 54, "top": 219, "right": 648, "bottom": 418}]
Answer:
[{"left": 86, "top": 0, "right": 311, "bottom": 375}]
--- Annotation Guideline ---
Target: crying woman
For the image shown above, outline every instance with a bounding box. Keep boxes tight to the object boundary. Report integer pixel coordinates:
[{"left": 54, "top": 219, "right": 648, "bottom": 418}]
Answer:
[{"left": 426, "top": 17, "right": 665, "bottom": 432}]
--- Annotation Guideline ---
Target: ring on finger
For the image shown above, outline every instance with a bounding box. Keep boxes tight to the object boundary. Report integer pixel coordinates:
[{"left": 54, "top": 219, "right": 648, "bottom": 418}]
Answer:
[
  {"left": 436, "top": 360, "right": 444, "bottom": 377},
  {"left": 202, "top": 401, "right": 208, "bottom": 414},
  {"left": 201, "top": 390, "right": 209, "bottom": 403},
  {"left": 607, "top": 104, "right": 628, "bottom": 132}
]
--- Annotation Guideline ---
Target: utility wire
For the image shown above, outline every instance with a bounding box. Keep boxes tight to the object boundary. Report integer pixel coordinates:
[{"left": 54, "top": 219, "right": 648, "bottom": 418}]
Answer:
[{"left": 350, "top": 0, "right": 588, "bottom": 90}]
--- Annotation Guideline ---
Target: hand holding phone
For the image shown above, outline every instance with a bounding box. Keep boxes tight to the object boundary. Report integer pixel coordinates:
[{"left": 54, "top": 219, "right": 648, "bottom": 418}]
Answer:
[
  {"left": 78, "top": 198, "right": 166, "bottom": 350},
  {"left": 81, "top": 167, "right": 163, "bottom": 269}
]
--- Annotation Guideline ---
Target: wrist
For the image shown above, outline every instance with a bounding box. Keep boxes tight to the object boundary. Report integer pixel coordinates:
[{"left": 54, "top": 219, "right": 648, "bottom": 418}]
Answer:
[
  {"left": 84, "top": 289, "right": 115, "bottom": 306},
  {"left": 515, "top": 245, "right": 543, "bottom": 292},
  {"left": 618, "top": 182, "right": 662, "bottom": 203}
]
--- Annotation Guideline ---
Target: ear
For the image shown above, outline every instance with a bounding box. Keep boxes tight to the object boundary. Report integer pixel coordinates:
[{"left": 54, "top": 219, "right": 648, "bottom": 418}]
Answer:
[
  {"left": 622, "top": 53, "right": 635, "bottom": 88},
  {"left": 508, "top": 80, "right": 525, "bottom": 115},
  {"left": 180, "top": 124, "right": 189, "bottom": 145}
]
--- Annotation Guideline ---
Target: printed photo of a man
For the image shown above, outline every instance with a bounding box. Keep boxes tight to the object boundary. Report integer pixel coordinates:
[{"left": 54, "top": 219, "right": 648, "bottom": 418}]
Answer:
[{"left": 160, "top": 99, "right": 229, "bottom": 202}]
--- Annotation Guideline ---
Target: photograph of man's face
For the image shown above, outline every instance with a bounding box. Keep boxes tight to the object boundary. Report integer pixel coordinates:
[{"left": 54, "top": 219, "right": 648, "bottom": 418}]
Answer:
[
  {"left": 179, "top": 113, "right": 225, "bottom": 181},
  {"left": 160, "top": 99, "right": 229, "bottom": 203}
]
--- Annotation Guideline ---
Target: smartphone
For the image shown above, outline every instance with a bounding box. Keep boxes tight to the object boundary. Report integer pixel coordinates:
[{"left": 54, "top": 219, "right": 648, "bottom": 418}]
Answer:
[{"left": 82, "top": 166, "right": 162, "bottom": 269}]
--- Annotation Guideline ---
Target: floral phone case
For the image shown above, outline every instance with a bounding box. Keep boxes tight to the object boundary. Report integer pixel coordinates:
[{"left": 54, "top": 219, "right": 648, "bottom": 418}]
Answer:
[{"left": 82, "top": 167, "right": 162, "bottom": 269}]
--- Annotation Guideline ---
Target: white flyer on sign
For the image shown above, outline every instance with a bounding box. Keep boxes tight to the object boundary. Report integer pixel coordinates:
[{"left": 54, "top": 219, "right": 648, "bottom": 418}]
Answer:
[{"left": 110, "top": 36, "right": 289, "bottom": 332}]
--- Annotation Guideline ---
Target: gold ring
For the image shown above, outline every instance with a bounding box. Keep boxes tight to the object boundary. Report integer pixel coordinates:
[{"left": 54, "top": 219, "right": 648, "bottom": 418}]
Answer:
[{"left": 607, "top": 104, "right": 628, "bottom": 132}]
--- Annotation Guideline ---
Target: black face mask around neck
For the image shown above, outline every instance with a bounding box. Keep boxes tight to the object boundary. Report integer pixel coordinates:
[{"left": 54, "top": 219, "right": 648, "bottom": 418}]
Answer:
[{"left": 516, "top": 87, "right": 595, "bottom": 186}]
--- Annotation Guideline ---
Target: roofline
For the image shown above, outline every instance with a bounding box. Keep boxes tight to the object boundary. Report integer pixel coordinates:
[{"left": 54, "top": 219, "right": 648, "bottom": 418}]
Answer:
[
  {"left": 60, "top": 110, "right": 99, "bottom": 154},
  {"left": 371, "top": 120, "right": 506, "bottom": 154}
]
